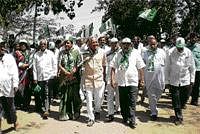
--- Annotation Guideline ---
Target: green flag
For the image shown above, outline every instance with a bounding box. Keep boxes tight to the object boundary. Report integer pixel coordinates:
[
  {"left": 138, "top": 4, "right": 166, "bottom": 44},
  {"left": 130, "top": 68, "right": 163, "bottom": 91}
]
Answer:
[
  {"left": 76, "top": 29, "right": 82, "bottom": 37},
  {"left": 89, "top": 22, "right": 94, "bottom": 36},
  {"left": 139, "top": 8, "right": 157, "bottom": 21},
  {"left": 99, "top": 22, "right": 106, "bottom": 33},
  {"left": 44, "top": 25, "right": 50, "bottom": 38}
]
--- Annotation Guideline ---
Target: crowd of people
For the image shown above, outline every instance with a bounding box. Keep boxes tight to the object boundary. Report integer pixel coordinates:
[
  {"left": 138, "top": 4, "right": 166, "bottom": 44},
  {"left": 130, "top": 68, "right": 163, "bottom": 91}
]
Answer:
[{"left": 0, "top": 32, "right": 199, "bottom": 132}]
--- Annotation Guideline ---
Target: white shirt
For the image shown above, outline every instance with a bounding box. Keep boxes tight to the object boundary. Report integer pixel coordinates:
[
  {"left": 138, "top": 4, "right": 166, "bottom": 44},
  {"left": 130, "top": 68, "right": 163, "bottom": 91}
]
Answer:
[
  {"left": 0, "top": 53, "right": 19, "bottom": 97},
  {"left": 143, "top": 48, "right": 166, "bottom": 90},
  {"left": 143, "top": 48, "right": 166, "bottom": 71},
  {"left": 135, "top": 42, "right": 145, "bottom": 56},
  {"left": 101, "top": 45, "right": 111, "bottom": 54},
  {"left": 110, "top": 49, "right": 146, "bottom": 87},
  {"left": 33, "top": 49, "right": 57, "bottom": 81},
  {"left": 106, "top": 48, "right": 120, "bottom": 84},
  {"left": 165, "top": 47, "right": 196, "bottom": 86}
]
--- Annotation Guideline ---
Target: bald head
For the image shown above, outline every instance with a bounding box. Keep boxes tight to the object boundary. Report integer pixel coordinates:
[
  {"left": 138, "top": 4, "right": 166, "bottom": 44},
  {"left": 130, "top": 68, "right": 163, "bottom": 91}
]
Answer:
[{"left": 149, "top": 38, "right": 158, "bottom": 51}]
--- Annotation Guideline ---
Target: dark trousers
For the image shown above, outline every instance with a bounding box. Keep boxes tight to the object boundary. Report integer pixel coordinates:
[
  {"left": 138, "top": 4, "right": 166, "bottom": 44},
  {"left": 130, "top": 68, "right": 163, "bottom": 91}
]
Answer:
[
  {"left": 0, "top": 97, "right": 17, "bottom": 124},
  {"left": 118, "top": 86, "right": 138, "bottom": 124},
  {"left": 191, "top": 71, "right": 200, "bottom": 103},
  {"left": 36, "top": 81, "right": 50, "bottom": 113},
  {"left": 49, "top": 78, "right": 59, "bottom": 100},
  {"left": 15, "top": 80, "right": 31, "bottom": 109},
  {"left": 170, "top": 85, "right": 191, "bottom": 120}
]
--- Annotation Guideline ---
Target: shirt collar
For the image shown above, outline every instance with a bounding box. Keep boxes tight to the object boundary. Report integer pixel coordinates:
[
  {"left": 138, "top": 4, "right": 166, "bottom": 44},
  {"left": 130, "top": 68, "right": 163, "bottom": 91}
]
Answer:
[{"left": 40, "top": 49, "right": 48, "bottom": 54}]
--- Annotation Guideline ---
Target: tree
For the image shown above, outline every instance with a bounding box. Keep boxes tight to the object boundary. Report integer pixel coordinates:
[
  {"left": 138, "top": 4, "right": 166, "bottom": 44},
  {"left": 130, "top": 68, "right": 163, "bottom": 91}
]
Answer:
[
  {"left": 93, "top": 0, "right": 200, "bottom": 39},
  {"left": 179, "top": 0, "right": 200, "bottom": 37},
  {"left": 0, "top": 0, "right": 85, "bottom": 41}
]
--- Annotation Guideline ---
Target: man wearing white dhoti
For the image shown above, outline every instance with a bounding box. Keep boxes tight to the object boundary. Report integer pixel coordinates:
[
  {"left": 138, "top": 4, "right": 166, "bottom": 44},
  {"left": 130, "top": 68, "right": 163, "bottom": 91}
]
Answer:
[{"left": 143, "top": 38, "right": 166, "bottom": 121}]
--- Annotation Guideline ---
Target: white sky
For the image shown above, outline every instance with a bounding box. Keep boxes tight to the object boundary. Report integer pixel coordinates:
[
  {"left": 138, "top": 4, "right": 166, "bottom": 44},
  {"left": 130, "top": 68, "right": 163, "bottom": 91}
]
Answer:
[{"left": 40, "top": 0, "right": 104, "bottom": 35}]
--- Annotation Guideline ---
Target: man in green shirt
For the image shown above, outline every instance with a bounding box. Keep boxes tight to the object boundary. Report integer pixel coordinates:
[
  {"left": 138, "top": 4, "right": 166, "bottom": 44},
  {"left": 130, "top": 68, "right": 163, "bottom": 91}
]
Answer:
[{"left": 187, "top": 33, "right": 200, "bottom": 106}]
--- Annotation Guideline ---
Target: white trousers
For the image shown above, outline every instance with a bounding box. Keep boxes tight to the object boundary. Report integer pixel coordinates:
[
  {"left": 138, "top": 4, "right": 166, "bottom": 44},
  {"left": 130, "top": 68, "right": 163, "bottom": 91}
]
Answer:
[
  {"left": 86, "top": 82, "right": 105, "bottom": 120},
  {"left": 147, "top": 87, "right": 163, "bottom": 116},
  {"left": 106, "top": 84, "right": 120, "bottom": 115},
  {"left": 79, "top": 76, "right": 86, "bottom": 101}
]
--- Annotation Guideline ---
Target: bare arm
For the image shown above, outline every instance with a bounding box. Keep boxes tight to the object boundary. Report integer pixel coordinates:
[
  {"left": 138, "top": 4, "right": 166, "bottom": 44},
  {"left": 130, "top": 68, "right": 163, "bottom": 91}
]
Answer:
[
  {"left": 138, "top": 67, "right": 145, "bottom": 87},
  {"left": 111, "top": 67, "right": 117, "bottom": 88}
]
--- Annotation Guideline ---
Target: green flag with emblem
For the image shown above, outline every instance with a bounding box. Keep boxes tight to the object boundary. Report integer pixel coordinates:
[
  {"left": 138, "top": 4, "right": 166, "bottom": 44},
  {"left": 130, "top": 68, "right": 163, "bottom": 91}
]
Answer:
[{"left": 139, "top": 8, "right": 157, "bottom": 21}]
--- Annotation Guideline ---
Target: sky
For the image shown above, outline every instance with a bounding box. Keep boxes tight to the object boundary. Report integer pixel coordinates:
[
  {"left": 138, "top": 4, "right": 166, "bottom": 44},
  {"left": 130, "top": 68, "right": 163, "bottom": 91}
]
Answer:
[{"left": 39, "top": 0, "right": 104, "bottom": 35}]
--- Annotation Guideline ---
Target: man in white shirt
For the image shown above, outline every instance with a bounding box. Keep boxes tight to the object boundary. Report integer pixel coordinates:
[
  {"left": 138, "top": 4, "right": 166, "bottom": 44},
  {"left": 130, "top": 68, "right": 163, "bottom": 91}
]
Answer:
[
  {"left": 33, "top": 38, "right": 57, "bottom": 119},
  {"left": 111, "top": 37, "right": 145, "bottom": 129},
  {"left": 48, "top": 42, "right": 59, "bottom": 101},
  {"left": 143, "top": 38, "right": 166, "bottom": 121},
  {"left": 165, "top": 37, "right": 196, "bottom": 125},
  {"left": 0, "top": 40, "right": 19, "bottom": 131},
  {"left": 98, "top": 35, "right": 111, "bottom": 53},
  {"left": 132, "top": 36, "right": 145, "bottom": 55},
  {"left": 105, "top": 37, "right": 120, "bottom": 122}
]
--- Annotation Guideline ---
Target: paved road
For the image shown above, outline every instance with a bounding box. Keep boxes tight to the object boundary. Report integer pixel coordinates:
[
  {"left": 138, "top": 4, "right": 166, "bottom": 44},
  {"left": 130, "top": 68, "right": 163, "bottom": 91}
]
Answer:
[{"left": 2, "top": 91, "right": 200, "bottom": 134}]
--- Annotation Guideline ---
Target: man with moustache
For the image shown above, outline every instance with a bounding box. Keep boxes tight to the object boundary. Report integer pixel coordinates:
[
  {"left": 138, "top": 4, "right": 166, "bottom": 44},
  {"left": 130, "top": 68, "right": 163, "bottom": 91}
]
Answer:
[
  {"left": 111, "top": 37, "right": 145, "bottom": 129},
  {"left": 32, "top": 38, "right": 57, "bottom": 119}
]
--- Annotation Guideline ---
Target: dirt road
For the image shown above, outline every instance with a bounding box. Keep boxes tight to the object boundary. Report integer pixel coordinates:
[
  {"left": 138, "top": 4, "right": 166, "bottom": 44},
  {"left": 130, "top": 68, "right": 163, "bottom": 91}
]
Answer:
[{"left": 2, "top": 92, "right": 200, "bottom": 134}]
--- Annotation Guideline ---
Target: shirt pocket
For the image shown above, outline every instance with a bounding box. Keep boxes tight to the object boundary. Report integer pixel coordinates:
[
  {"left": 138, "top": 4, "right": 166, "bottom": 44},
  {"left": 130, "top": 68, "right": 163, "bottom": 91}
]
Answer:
[
  {"left": 194, "top": 50, "right": 200, "bottom": 58},
  {"left": 184, "top": 56, "right": 190, "bottom": 66}
]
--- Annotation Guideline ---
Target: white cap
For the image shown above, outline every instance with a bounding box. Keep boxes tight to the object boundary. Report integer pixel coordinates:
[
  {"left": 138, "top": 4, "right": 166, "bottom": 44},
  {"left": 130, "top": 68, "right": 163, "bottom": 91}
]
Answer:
[
  {"left": 176, "top": 37, "right": 185, "bottom": 48},
  {"left": 49, "top": 42, "right": 55, "bottom": 49},
  {"left": 160, "top": 39, "right": 166, "bottom": 43},
  {"left": 110, "top": 37, "right": 118, "bottom": 43},
  {"left": 19, "top": 39, "right": 28, "bottom": 44},
  {"left": 65, "top": 34, "right": 74, "bottom": 41},
  {"left": 122, "top": 37, "right": 131, "bottom": 43},
  {"left": 0, "top": 38, "right": 4, "bottom": 44},
  {"left": 57, "top": 35, "right": 64, "bottom": 41}
]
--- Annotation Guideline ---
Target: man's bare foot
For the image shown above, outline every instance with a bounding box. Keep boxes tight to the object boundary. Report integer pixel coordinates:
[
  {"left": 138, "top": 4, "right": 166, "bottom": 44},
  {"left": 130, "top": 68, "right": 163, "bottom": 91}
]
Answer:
[{"left": 14, "top": 122, "right": 20, "bottom": 130}]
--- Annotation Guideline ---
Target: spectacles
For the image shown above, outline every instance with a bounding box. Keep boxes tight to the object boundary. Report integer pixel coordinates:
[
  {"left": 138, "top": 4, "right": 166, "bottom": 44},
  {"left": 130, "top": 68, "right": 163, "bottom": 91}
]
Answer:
[
  {"left": 122, "top": 43, "right": 131, "bottom": 45},
  {"left": 40, "top": 43, "right": 47, "bottom": 45}
]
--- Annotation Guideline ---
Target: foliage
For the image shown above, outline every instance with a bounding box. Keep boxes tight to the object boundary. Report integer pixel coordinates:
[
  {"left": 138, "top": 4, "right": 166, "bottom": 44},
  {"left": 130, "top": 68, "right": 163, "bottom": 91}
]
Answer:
[
  {"left": 0, "top": 0, "right": 84, "bottom": 39},
  {"left": 0, "top": 0, "right": 33, "bottom": 28},
  {"left": 93, "top": 0, "right": 200, "bottom": 39},
  {"left": 179, "top": 0, "right": 200, "bottom": 37}
]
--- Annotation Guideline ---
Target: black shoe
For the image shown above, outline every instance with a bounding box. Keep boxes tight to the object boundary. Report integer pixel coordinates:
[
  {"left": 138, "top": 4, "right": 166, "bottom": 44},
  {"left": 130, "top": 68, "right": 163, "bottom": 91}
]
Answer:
[
  {"left": 107, "top": 115, "right": 114, "bottom": 122},
  {"left": 87, "top": 119, "right": 95, "bottom": 127},
  {"left": 151, "top": 115, "right": 157, "bottom": 121},
  {"left": 129, "top": 121, "right": 136, "bottom": 129},
  {"left": 122, "top": 119, "right": 129, "bottom": 125},
  {"left": 74, "top": 112, "right": 80, "bottom": 120},
  {"left": 95, "top": 112, "right": 100, "bottom": 120},
  {"left": 42, "top": 115, "right": 48, "bottom": 120},
  {"left": 114, "top": 111, "right": 120, "bottom": 115},
  {"left": 174, "top": 118, "right": 183, "bottom": 126},
  {"left": 42, "top": 112, "right": 49, "bottom": 120},
  {"left": 191, "top": 101, "right": 199, "bottom": 106}
]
